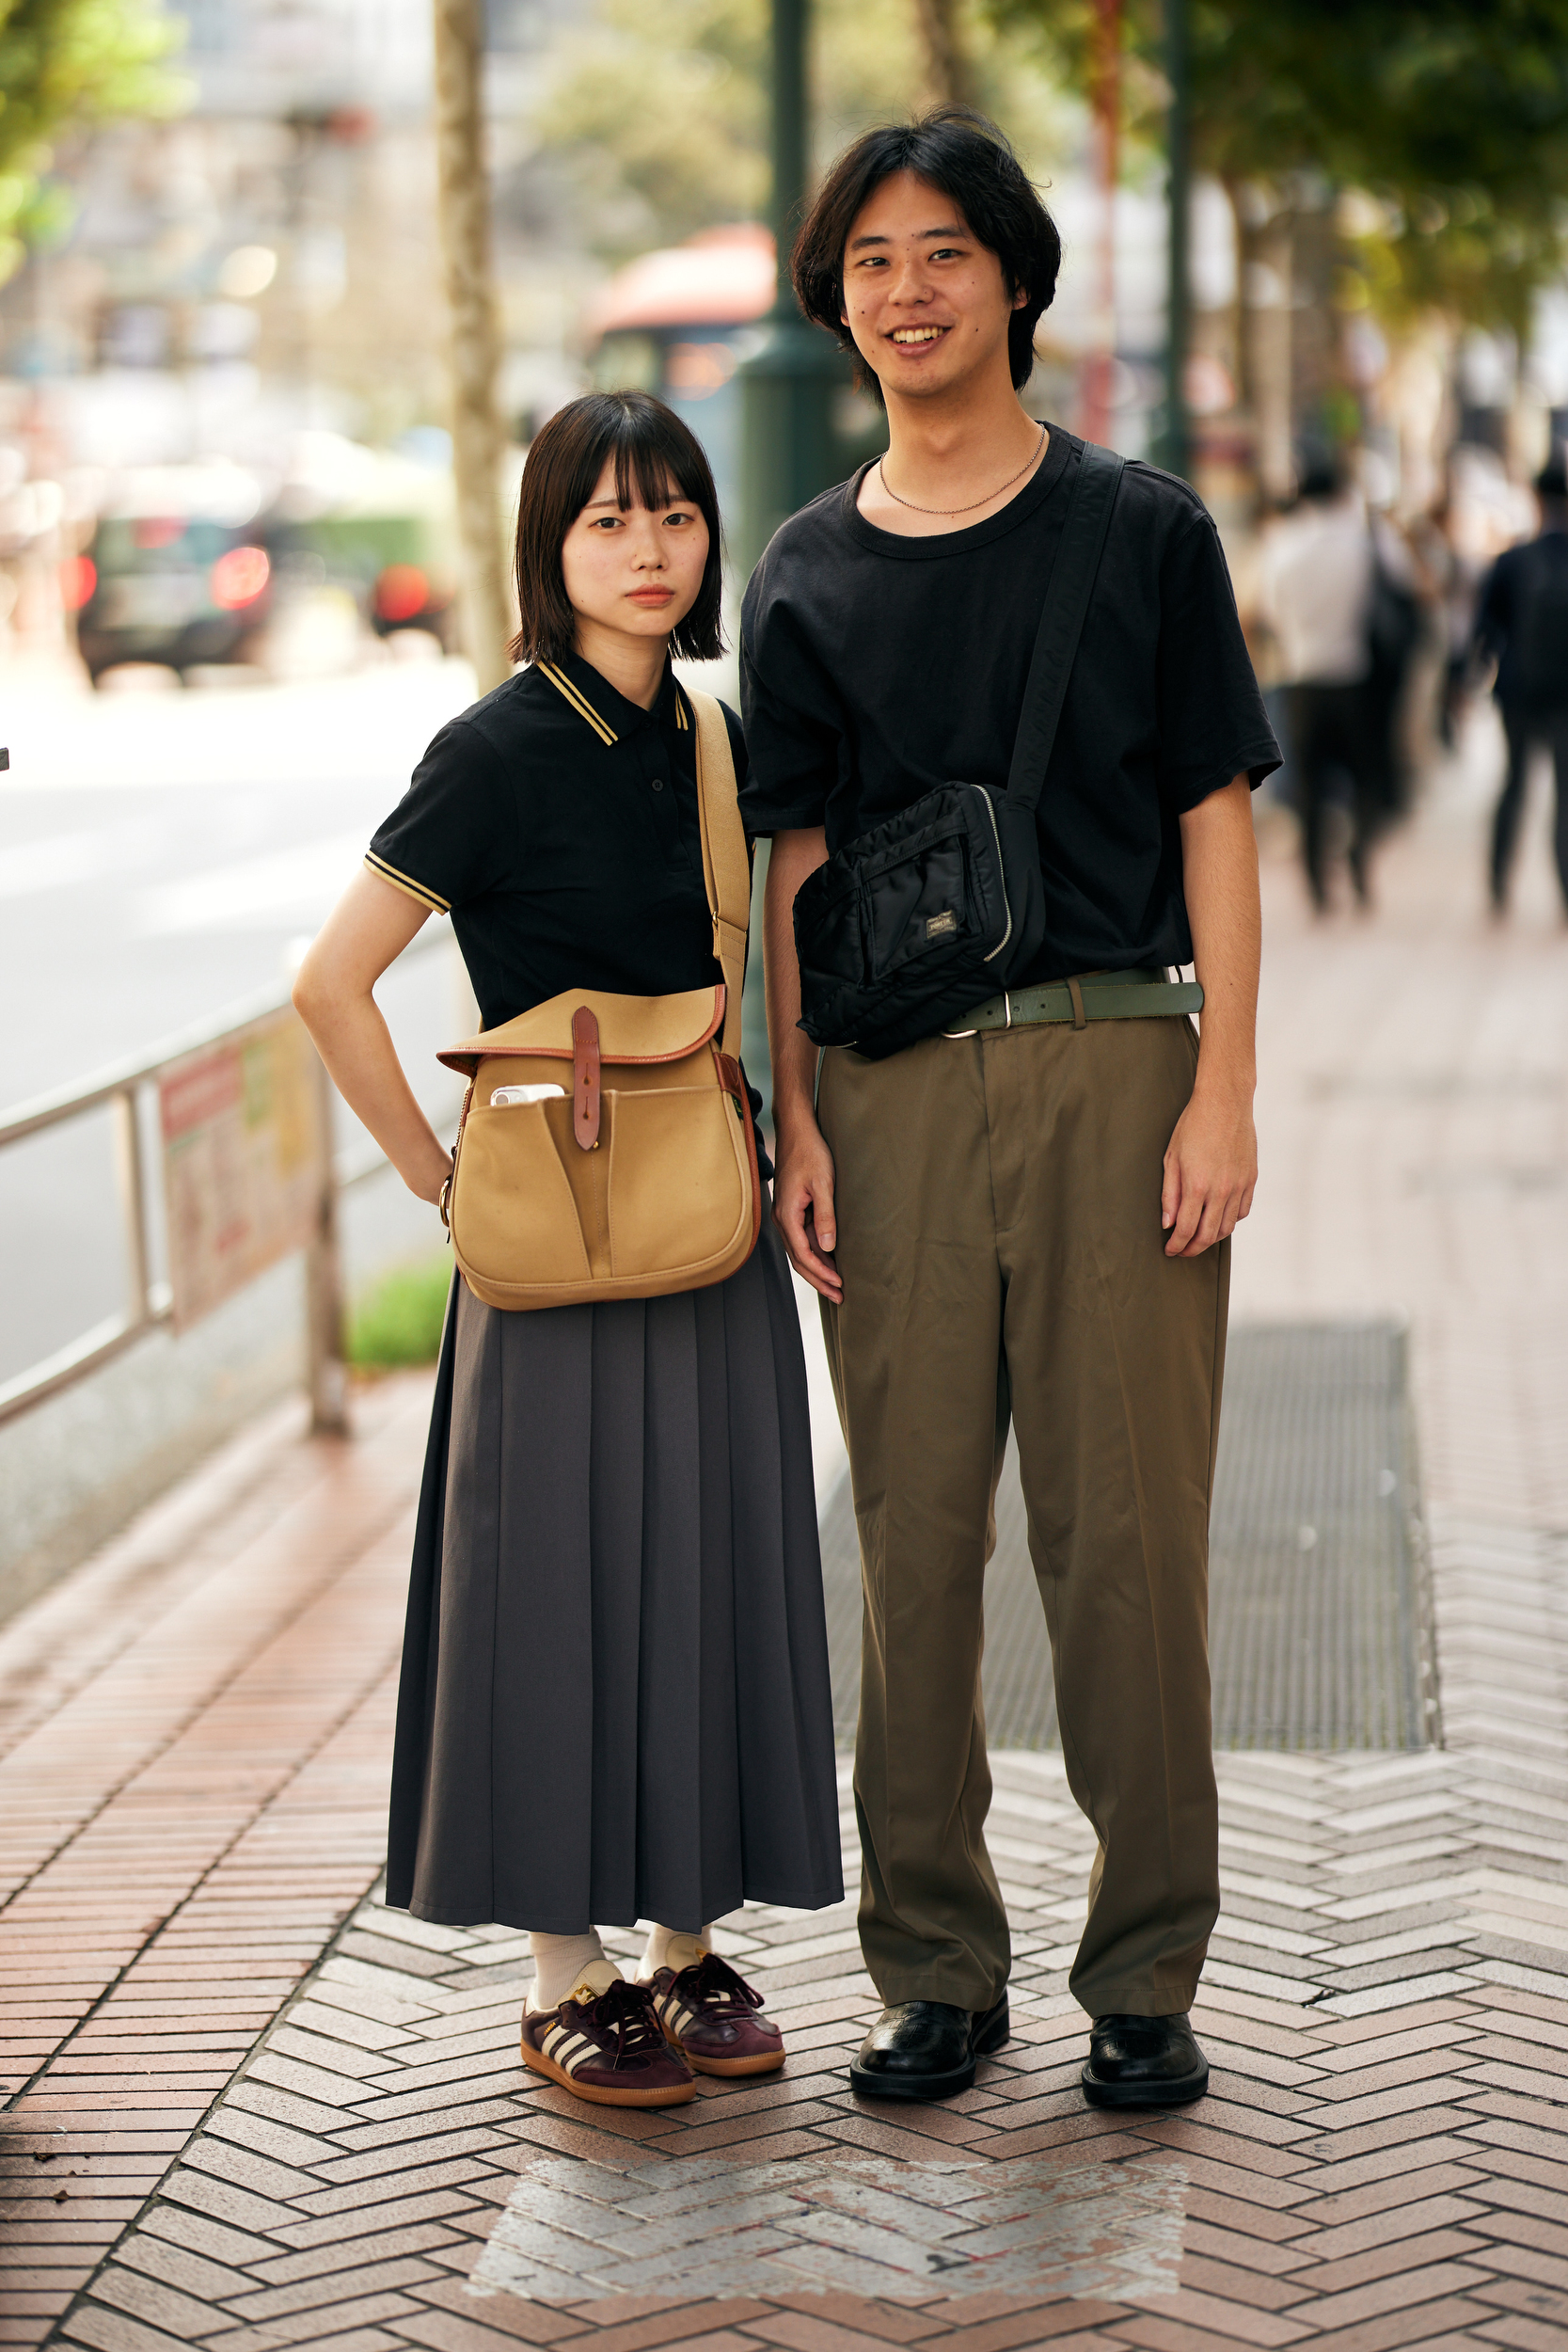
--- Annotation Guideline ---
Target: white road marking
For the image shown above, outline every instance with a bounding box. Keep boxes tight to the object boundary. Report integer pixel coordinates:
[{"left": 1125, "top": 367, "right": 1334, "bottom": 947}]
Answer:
[{"left": 133, "top": 831, "right": 373, "bottom": 933}]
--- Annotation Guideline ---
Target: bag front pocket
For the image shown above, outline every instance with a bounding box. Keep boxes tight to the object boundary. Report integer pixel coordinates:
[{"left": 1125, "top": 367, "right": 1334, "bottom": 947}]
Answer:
[
  {"left": 606, "top": 1085, "right": 751, "bottom": 1282},
  {"left": 860, "top": 825, "right": 975, "bottom": 979},
  {"left": 450, "top": 1098, "right": 593, "bottom": 1288}
]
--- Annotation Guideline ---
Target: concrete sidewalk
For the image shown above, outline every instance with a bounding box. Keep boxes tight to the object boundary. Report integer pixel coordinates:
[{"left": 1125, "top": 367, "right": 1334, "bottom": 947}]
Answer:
[{"left": 4, "top": 752, "right": 1568, "bottom": 2352}]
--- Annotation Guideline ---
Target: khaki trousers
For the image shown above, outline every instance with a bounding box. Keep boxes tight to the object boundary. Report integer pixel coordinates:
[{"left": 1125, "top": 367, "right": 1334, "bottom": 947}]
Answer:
[{"left": 816, "top": 1014, "right": 1225, "bottom": 2019}]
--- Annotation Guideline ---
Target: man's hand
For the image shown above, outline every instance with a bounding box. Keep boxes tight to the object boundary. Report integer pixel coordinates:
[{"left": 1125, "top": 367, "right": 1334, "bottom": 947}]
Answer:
[
  {"left": 762, "top": 824, "right": 843, "bottom": 1301},
  {"left": 772, "top": 1118, "right": 843, "bottom": 1301},
  {"left": 1167, "top": 775, "right": 1262, "bottom": 1259},
  {"left": 1162, "top": 1086, "right": 1257, "bottom": 1257}
]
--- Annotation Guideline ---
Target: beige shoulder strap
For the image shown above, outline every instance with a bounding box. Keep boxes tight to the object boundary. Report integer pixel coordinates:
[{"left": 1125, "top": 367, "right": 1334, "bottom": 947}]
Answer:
[{"left": 687, "top": 686, "right": 752, "bottom": 1057}]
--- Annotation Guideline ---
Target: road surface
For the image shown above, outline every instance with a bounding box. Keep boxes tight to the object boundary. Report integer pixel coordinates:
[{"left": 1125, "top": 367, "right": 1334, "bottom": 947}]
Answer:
[{"left": 0, "top": 658, "right": 478, "bottom": 1384}]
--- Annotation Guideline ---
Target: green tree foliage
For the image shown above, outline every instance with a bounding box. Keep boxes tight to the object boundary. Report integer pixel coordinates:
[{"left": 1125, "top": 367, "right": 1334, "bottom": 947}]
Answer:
[
  {"left": 990, "top": 0, "right": 1568, "bottom": 331},
  {"left": 531, "top": 0, "right": 1069, "bottom": 263},
  {"left": 0, "top": 0, "right": 187, "bottom": 279},
  {"left": 531, "top": 0, "right": 768, "bottom": 262}
]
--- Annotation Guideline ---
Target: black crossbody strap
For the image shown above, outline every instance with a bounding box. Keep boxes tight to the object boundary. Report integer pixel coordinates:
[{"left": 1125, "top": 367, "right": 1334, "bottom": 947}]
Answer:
[{"left": 1005, "top": 440, "right": 1126, "bottom": 815}]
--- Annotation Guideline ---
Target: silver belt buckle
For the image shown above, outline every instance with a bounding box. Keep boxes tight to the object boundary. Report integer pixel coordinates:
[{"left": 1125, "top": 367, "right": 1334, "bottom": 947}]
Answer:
[{"left": 942, "top": 991, "right": 1009, "bottom": 1041}]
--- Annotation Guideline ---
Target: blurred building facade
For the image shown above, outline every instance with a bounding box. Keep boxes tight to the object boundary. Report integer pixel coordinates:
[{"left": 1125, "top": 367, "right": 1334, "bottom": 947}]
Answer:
[{"left": 0, "top": 0, "right": 596, "bottom": 671}]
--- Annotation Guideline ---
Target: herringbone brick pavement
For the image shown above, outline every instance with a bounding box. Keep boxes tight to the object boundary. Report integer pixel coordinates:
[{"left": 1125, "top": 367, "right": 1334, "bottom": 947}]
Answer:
[
  {"left": 4, "top": 755, "right": 1567, "bottom": 2350},
  {"left": 14, "top": 1730, "right": 1568, "bottom": 2351}
]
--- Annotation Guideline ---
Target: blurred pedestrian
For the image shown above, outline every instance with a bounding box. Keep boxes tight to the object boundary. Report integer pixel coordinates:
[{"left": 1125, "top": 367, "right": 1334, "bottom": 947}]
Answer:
[
  {"left": 294, "top": 391, "right": 842, "bottom": 2112},
  {"left": 1410, "top": 485, "right": 1484, "bottom": 753},
  {"left": 1473, "top": 452, "right": 1568, "bottom": 918},
  {"left": 1258, "top": 453, "right": 1416, "bottom": 910}
]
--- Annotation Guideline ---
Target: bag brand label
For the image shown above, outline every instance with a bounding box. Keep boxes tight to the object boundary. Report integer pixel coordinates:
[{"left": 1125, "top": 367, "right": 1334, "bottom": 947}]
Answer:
[{"left": 926, "top": 910, "right": 959, "bottom": 940}]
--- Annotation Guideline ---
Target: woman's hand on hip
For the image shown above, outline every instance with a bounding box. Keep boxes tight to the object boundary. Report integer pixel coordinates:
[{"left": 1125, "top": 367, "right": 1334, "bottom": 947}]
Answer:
[{"left": 410, "top": 1144, "right": 453, "bottom": 1209}]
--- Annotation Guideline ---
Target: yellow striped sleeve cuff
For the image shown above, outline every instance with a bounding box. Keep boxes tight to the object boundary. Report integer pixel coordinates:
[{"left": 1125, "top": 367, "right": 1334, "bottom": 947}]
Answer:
[{"left": 364, "top": 851, "right": 450, "bottom": 914}]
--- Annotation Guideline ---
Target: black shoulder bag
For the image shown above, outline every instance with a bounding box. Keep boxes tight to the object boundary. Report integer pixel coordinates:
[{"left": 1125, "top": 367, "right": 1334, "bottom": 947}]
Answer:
[{"left": 792, "top": 441, "right": 1126, "bottom": 1062}]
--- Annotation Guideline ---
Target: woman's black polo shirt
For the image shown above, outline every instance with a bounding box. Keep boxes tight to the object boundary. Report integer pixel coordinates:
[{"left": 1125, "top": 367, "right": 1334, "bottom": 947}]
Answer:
[
  {"left": 367, "top": 654, "right": 744, "bottom": 1031},
  {"left": 738, "top": 425, "right": 1280, "bottom": 986}
]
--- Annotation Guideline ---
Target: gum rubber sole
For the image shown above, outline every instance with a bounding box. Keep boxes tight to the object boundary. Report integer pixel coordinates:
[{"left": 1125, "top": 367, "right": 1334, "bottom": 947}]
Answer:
[
  {"left": 1081, "top": 2061, "right": 1209, "bottom": 2109},
  {"left": 671, "top": 2041, "right": 786, "bottom": 2077},
  {"left": 848, "top": 1996, "right": 1009, "bottom": 2103},
  {"left": 520, "top": 2036, "right": 696, "bottom": 2107}
]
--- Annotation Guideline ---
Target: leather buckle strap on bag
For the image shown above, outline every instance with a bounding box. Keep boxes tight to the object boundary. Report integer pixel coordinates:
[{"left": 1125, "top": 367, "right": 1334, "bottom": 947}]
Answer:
[
  {"left": 436, "top": 689, "right": 762, "bottom": 1312},
  {"left": 571, "top": 1005, "right": 601, "bottom": 1149},
  {"left": 942, "top": 965, "right": 1204, "bottom": 1038},
  {"left": 791, "top": 439, "right": 1127, "bottom": 1064}
]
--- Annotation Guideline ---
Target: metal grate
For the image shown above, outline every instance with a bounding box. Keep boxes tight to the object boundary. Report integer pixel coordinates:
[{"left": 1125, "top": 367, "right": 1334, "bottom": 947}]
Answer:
[{"left": 820, "top": 1320, "right": 1437, "bottom": 1754}]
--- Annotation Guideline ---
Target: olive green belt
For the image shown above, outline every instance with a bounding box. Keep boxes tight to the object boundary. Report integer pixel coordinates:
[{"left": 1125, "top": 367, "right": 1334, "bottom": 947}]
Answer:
[{"left": 942, "top": 966, "right": 1203, "bottom": 1038}]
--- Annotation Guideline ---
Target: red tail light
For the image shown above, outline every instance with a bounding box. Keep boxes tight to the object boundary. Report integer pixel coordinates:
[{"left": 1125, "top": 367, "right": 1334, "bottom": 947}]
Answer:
[
  {"left": 374, "top": 564, "right": 429, "bottom": 623},
  {"left": 211, "top": 546, "right": 271, "bottom": 610},
  {"left": 61, "top": 555, "right": 97, "bottom": 611}
]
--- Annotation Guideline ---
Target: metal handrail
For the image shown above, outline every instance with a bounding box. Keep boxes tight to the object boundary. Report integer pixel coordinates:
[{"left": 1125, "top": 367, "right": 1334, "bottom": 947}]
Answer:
[
  {"left": 0, "top": 928, "right": 455, "bottom": 1432},
  {"left": 0, "top": 987, "right": 304, "bottom": 1153}
]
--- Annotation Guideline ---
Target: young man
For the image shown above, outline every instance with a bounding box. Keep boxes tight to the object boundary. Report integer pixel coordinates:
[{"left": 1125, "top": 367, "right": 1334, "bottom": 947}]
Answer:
[{"left": 739, "top": 109, "right": 1278, "bottom": 2108}]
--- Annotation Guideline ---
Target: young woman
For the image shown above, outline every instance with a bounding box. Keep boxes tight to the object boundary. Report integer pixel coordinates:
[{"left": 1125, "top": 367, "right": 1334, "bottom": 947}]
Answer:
[{"left": 293, "top": 390, "right": 842, "bottom": 2110}]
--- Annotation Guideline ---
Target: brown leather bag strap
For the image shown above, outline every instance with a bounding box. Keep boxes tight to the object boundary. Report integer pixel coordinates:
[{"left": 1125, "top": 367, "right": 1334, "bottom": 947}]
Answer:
[
  {"left": 686, "top": 687, "right": 751, "bottom": 1059},
  {"left": 571, "top": 1004, "right": 601, "bottom": 1151}
]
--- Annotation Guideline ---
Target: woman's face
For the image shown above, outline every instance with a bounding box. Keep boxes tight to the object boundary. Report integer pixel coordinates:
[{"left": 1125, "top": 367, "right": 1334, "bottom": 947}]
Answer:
[{"left": 560, "top": 459, "right": 710, "bottom": 644}]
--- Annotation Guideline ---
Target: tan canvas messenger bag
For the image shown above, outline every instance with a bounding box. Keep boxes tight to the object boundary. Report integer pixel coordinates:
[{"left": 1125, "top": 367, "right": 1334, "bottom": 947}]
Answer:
[{"left": 436, "top": 688, "right": 761, "bottom": 1311}]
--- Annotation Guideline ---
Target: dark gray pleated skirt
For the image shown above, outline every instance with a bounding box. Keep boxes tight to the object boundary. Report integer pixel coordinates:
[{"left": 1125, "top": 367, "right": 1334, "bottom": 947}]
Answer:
[{"left": 386, "top": 1215, "right": 844, "bottom": 1932}]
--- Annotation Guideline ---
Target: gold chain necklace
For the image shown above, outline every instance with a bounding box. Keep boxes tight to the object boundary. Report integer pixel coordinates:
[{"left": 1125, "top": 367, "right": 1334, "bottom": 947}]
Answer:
[{"left": 877, "top": 423, "right": 1047, "bottom": 517}]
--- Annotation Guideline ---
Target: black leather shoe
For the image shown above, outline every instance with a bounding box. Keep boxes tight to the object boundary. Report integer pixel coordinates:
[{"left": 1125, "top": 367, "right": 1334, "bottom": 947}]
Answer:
[
  {"left": 1082, "top": 2011, "right": 1209, "bottom": 2108},
  {"left": 849, "top": 1994, "right": 1009, "bottom": 2101}
]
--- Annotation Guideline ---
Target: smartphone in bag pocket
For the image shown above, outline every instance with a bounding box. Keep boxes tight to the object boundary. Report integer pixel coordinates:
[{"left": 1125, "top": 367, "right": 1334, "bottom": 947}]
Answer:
[{"left": 490, "top": 1083, "right": 566, "bottom": 1106}]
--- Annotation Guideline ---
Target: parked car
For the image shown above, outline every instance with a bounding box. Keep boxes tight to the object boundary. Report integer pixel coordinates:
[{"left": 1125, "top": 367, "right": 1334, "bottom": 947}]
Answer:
[
  {"left": 72, "top": 446, "right": 461, "bottom": 685},
  {"left": 74, "top": 510, "right": 276, "bottom": 682}
]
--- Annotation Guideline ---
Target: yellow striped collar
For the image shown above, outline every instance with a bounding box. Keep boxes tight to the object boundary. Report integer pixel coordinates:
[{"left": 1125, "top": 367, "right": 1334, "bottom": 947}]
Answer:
[
  {"left": 536, "top": 660, "right": 616, "bottom": 744},
  {"left": 536, "top": 659, "right": 689, "bottom": 742}
]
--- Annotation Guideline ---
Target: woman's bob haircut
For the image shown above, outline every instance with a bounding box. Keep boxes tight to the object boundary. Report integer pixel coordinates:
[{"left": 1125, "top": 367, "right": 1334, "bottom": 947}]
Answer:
[
  {"left": 511, "top": 389, "right": 724, "bottom": 667},
  {"left": 792, "top": 106, "right": 1061, "bottom": 404}
]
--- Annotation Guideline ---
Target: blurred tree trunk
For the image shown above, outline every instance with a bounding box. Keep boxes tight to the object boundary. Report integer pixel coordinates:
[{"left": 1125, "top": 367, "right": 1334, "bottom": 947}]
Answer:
[
  {"left": 1228, "top": 181, "right": 1295, "bottom": 503},
  {"left": 432, "top": 0, "right": 512, "bottom": 693},
  {"left": 914, "top": 0, "right": 974, "bottom": 107},
  {"left": 1251, "top": 214, "right": 1295, "bottom": 501}
]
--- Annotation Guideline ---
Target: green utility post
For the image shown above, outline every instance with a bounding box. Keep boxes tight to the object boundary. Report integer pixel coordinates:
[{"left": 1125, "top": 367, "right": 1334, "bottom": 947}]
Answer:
[
  {"left": 737, "top": 0, "right": 842, "bottom": 577},
  {"left": 1160, "top": 0, "right": 1192, "bottom": 479}
]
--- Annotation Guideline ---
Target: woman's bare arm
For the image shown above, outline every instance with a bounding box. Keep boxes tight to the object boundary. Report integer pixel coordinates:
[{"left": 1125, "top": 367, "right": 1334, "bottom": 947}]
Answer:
[{"left": 293, "top": 869, "right": 453, "bottom": 1206}]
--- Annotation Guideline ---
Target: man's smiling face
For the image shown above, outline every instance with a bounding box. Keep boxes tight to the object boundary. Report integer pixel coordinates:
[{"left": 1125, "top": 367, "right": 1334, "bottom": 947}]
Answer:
[{"left": 839, "top": 167, "right": 1026, "bottom": 405}]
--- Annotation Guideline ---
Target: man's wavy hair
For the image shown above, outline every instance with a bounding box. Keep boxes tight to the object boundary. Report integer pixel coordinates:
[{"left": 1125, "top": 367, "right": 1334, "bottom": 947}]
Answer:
[
  {"left": 791, "top": 107, "right": 1062, "bottom": 406},
  {"left": 511, "top": 390, "right": 724, "bottom": 667}
]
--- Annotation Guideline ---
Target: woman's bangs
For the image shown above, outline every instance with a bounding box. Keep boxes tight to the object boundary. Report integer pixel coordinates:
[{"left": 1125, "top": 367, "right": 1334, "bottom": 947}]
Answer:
[{"left": 610, "top": 423, "right": 702, "bottom": 516}]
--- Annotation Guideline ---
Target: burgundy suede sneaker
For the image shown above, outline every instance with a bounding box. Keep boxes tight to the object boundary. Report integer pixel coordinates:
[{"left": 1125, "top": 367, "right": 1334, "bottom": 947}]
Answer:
[
  {"left": 521, "top": 1971, "right": 696, "bottom": 2107},
  {"left": 646, "top": 1949, "right": 785, "bottom": 2076}
]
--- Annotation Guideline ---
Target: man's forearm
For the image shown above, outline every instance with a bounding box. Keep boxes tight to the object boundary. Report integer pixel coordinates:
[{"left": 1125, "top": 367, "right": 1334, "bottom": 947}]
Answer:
[
  {"left": 764, "top": 827, "right": 829, "bottom": 1137},
  {"left": 1160, "top": 775, "right": 1260, "bottom": 1256},
  {"left": 1181, "top": 778, "right": 1260, "bottom": 1100}
]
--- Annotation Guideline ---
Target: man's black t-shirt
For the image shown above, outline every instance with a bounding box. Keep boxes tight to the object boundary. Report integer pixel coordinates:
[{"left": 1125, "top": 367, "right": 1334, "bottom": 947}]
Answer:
[{"left": 738, "top": 426, "right": 1280, "bottom": 986}]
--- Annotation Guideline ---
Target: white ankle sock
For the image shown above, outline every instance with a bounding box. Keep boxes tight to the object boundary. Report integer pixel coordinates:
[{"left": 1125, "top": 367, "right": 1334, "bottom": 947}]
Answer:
[
  {"left": 527, "top": 1931, "right": 619, "bottom": 2013},
  {"left": 637, "top": 1923, "right": 716, "bottom": 1980}
]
